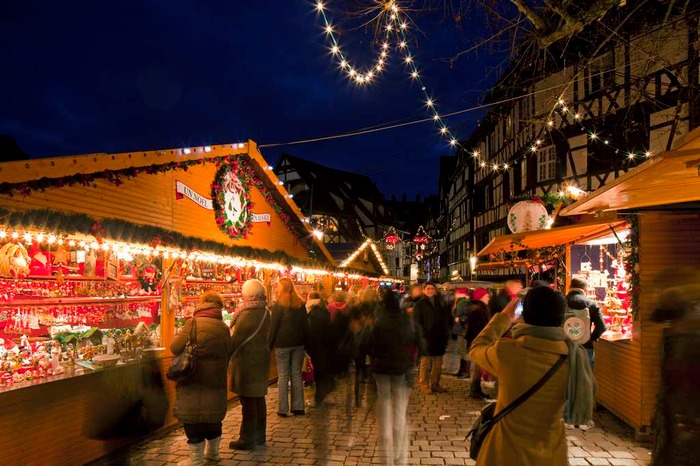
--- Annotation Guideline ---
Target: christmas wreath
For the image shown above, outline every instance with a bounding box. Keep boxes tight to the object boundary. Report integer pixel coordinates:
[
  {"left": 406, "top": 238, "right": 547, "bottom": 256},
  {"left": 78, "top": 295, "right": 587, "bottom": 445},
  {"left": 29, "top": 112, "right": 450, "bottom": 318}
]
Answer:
[{"left": 212, "top": 162, "right": 254, "bottom": 239}]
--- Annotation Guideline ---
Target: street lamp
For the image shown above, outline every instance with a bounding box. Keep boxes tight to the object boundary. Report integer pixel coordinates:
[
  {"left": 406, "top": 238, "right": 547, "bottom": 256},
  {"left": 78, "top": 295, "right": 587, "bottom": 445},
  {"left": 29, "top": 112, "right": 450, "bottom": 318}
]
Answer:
[{"left": 469, "top": 255, "right": 477, "bottom": 280}]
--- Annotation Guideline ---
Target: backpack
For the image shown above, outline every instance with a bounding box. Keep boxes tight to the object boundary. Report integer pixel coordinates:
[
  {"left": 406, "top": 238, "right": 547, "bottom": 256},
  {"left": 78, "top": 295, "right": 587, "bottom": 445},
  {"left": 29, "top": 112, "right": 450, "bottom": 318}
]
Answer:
[{"left": 563, "top": 307, "right": 591, "bottom": 345}]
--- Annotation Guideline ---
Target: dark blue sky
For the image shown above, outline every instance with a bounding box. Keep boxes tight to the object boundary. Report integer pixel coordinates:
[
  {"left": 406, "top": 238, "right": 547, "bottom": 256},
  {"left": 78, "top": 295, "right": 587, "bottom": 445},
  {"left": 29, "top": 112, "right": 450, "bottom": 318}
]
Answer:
[{"left": 0, "top": 0, "right": 509, "bottom": 197}]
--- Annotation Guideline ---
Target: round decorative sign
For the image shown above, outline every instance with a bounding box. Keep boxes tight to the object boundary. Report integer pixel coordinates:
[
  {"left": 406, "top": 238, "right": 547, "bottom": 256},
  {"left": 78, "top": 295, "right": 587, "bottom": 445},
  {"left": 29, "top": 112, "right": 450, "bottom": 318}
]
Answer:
[
  {"left": 507, "top": 200, "right": 550, "bottom": 234},
  {"left": 212, "top": 164, "right": 253, "bottom": 239},
  {"left": 563, "top": 317, "right": 586, "bottom": 342}
]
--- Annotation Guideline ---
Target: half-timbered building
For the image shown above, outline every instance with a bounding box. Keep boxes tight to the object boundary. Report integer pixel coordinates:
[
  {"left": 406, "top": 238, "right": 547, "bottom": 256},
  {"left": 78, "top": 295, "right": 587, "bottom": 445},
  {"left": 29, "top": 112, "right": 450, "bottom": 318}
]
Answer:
[{"left": 444, "top": 4, "right": 700, "bottom": 279}]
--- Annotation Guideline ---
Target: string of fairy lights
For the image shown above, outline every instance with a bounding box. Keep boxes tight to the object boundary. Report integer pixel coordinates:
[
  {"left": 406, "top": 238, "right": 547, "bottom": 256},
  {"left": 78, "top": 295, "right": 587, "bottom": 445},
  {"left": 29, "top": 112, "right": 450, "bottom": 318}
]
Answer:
[{"left": 313, "top": 0, "right": 654, "bottom": 176}]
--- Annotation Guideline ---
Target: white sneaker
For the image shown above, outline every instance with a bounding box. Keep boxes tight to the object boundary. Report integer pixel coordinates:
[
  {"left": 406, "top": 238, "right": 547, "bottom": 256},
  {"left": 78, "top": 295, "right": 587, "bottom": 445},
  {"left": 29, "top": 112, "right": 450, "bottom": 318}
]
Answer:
[{"left": 577, "top": 421, "right": 595, "bottom": 431}]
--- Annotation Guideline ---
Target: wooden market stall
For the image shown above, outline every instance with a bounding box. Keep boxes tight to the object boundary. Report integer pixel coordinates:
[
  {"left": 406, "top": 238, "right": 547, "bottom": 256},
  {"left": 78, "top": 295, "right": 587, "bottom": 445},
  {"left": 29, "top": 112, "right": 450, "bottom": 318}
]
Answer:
[
  {"left": 559, "top": 128, "right": 700, "bottom": 436},
  {"left": 0, "top": 141, "right": 391, "bottom": 464},
  {"left": 476, "top": 214, "right": 642, "bottom": 430}
]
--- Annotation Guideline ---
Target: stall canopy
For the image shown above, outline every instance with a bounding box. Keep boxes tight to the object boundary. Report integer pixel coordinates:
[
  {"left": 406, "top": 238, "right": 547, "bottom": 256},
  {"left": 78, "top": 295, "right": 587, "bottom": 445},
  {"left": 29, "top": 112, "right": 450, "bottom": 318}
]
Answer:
[
  {"left": 562, "top": 128, "right": 700, "bottom": 216},
  {"left": 477, "top": 218, "right": 628, "bottom": 258}
]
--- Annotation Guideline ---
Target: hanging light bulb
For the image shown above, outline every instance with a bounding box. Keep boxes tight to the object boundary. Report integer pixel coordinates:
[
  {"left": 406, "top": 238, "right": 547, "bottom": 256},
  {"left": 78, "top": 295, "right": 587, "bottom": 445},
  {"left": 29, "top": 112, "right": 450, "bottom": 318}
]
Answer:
[
  {"left": 440, "top": 127, "right": 448, "bottom": 134},
  {"left": 449, "top": 138, "right": 457, "bottom": 146},
  {"left": 316, "top": 1, "right": 324, "bottom": 11}
]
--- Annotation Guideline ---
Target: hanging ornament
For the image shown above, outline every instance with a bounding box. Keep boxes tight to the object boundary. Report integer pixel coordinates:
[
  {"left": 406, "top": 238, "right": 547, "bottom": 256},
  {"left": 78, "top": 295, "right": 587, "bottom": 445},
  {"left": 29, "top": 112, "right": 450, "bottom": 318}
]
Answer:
[
  {"left": 384, "top": 227, "right": 400, "bottom": 250},
  {"left": 412, "top": 225, "right": 429, "bottom": 245}
]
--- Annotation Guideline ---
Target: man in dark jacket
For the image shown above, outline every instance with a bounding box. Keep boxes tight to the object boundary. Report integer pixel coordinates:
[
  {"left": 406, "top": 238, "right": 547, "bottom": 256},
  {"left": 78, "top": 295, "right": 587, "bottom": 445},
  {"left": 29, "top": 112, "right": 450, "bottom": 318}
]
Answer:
[
  {"left": 489, "top": 280, "right": 523, "bottom": 316},
  {"left": 565, "top": 278, "right": 606, "bottom": 368},
  {"left": 400, "top": 284, "right": 423, "bottom": 315},
  {"left": 413, "top": 282, "right": 451, "bottom": 394},
  {"left": 466, "top": 288, "right": 492, "bottom": 399}
]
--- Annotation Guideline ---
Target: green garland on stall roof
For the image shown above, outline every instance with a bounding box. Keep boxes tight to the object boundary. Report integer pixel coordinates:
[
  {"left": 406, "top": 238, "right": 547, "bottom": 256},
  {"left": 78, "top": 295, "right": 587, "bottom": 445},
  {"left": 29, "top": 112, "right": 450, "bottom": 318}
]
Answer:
[
  {"left": 0, "top": 153, "right": 307, "bottom": 244},
  {"left": 0, "top": 207, "right": 380, "bottom": 277},
  {"left": 0, "top": 207, "right": 315, "bottom": 267},
  {"left": 623, "top": 213, "right": 640, "bottom": 321}
]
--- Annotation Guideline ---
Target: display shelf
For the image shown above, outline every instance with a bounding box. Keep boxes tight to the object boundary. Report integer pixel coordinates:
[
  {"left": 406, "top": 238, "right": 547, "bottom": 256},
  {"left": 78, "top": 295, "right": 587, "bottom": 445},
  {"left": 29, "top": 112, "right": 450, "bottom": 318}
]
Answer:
[{"left": 0, "top": 295, "right": 161, "bottom": 307}]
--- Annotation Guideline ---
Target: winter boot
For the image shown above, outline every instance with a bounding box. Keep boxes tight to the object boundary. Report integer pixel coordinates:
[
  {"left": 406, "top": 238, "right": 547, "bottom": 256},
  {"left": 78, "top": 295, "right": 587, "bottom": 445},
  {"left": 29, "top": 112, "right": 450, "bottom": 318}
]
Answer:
[
  {"left": 204, "top": 436, "right": 221, "bottom": 462},
  {"left": 455, "top": 360, "right": 469, "bottom": 378},
  {"left": 178, "top": 441, "right": 204, "bottom": 466}
]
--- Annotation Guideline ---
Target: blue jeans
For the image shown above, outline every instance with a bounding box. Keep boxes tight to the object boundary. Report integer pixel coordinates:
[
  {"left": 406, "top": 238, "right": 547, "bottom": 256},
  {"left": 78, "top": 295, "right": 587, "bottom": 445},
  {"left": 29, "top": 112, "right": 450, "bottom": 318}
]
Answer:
[
  {"left": 585, "top": 348, "right": 595, "bottom": 370},
  {"left": 275, "top": 346, "right": 305, "bottom": 413}
]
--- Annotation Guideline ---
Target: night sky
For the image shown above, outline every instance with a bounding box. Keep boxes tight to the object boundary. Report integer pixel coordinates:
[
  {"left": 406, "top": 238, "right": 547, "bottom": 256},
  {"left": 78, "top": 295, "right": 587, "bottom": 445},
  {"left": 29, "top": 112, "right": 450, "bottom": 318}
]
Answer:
[{"left": 0, "top": 1, "right": 509, "bottom": 197}]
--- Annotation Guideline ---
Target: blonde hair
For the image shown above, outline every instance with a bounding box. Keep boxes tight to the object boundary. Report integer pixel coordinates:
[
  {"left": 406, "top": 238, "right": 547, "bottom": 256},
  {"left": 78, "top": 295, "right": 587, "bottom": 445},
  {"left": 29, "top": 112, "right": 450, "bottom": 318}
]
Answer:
[
  {"left": 329, "top": 290, "right": 347, "bottom": 303},
  {"left": 360, "top": 287, "right": 378, "bottom": 304},
  {"left": 276, "top": 277, "right": 304, "bottom": 308}
]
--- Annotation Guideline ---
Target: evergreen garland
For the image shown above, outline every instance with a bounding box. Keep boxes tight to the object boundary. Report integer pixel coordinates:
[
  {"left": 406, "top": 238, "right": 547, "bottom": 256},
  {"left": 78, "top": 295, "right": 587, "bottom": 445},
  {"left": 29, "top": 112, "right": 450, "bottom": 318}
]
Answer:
[
  {"left": 0, "top": 207, "right": 305, "bottom": 266},
  {"left": 623, "top": 213, "right": 640, "bottom": 320},
  {"left": 0, "top": 154, "right": 304, "bottom": 243}
]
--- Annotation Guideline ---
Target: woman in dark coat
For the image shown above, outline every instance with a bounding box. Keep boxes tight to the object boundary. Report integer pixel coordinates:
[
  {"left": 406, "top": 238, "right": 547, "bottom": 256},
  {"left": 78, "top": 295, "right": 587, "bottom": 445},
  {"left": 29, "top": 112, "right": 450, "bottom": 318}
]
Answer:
[
  {"left": 466, "top": 288, "right": 492, "bottom": 399},
  {"left": 368, "top": 290, "right": 420, "bottom": 466},
  {"left": 306, "top": 292, "right": 335, "bottom": 403},
  {"left": 269, "top": 277, "right": 309, "bottom": 416},
  {"left": 172, "top": 291, "right": 233, "bottom": 464},
  {"left": 229, "top": 279, "right": 271, "bottom": 451}
]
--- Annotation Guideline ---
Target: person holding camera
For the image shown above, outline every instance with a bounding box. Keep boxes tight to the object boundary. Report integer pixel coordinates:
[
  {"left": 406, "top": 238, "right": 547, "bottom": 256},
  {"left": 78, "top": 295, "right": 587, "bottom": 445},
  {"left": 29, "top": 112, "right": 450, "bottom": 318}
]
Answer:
[{"left": 468, "top": 286, "right": 594, "bottom": 465}]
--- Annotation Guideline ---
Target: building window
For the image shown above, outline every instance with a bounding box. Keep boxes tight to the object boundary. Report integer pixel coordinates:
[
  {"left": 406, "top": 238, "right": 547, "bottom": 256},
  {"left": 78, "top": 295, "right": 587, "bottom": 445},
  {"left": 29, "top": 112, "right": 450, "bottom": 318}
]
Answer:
[{"left": 537, "top": 146, "right": 557, "bottom": 182}]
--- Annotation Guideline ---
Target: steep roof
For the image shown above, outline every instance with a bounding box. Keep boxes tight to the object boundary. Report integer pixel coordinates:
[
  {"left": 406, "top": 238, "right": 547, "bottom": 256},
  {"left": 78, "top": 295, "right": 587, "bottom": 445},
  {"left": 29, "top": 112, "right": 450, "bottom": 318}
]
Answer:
[{"left": 275, "top": 154, "right": 391, "bottom": 224}]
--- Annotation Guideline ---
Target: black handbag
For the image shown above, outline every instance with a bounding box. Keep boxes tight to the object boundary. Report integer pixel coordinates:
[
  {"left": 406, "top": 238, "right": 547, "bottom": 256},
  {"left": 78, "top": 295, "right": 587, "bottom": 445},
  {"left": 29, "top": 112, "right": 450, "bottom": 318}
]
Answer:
[
  {"left": 467, "top": 354, "right": 566, "bottom": 460},
  {"left": 166, "top": 318, "right": 198, "bottom": 382}
]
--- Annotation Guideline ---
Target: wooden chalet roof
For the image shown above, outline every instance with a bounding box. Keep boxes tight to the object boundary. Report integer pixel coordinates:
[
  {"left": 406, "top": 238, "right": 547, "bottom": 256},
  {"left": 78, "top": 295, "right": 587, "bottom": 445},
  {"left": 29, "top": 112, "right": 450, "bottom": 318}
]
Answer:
[
  {"left": 477, "top": 217, "right": 627, "bottom": 257},
  {"left": 275, "top": 154, "right": 392, "bottom": 225},
  {"left": 0, "top": 140, "right": 335, "bottom": 265},
  {"left": 561, "top": 128, "right": 700, "bottom": 215}
]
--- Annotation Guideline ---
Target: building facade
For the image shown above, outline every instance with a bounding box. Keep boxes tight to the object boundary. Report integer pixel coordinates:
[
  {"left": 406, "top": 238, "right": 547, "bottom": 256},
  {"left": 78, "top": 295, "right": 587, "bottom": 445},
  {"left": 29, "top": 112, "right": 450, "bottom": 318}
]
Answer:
[{"left": 442, "top": 6, "right": 699, "bottom": 279}]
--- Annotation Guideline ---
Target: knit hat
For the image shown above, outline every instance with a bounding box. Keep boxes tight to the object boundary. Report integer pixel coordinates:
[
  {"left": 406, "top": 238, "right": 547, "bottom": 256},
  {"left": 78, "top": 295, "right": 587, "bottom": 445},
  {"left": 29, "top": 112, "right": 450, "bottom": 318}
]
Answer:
[
  {"left": 471, "top": 288, "right": 489, "bottom": 301},
  {"left": 522, "top": 285, "right": 567, "bottom": 327},
  {"left": 454, "top": 288, "right": 469, "bottom": 299},
  {"left": 242, "top": 279, "right": 266, "bottom": 299}
]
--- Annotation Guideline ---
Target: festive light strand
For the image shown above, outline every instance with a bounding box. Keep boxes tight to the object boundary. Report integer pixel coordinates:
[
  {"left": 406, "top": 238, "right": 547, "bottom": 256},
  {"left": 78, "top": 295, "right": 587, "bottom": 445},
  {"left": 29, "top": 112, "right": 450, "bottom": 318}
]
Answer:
[{"left": 313, "top": 1, "right": 654, "bottom": 180}]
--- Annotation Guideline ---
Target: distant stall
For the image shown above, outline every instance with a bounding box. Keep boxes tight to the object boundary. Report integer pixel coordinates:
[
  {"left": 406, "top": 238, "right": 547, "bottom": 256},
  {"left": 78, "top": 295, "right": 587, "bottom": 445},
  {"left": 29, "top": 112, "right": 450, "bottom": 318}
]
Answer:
[{"left": 559, "top": 128, "right": 700, "bottom": 435}]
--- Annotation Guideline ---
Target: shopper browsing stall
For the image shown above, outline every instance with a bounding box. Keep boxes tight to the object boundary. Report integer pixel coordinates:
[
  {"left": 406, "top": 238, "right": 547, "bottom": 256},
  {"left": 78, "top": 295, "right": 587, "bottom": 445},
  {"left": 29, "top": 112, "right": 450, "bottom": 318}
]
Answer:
[{"left": 172, "top": 292, "right": 233, "bottom": 464}]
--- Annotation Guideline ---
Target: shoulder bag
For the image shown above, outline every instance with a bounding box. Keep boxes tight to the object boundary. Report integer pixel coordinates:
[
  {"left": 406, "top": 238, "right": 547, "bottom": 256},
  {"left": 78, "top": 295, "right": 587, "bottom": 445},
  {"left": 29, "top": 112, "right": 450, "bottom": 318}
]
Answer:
[
  {"left": 467, "top": 354, "right": 566, "bottom": 460},
  {"left": 166, "top": 318, "right": 198, "bottom": 382}
]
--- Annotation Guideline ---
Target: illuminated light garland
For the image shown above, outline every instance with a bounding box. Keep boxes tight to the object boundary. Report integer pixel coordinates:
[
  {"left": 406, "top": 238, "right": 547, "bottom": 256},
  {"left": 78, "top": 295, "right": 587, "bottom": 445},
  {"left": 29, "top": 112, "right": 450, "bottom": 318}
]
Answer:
[
  {"left": 0, "top": 225, "right": 399, "bottom": 282},
  {"left": 339, "top": 238, "right": 372, "bottom": 268},
  {"left": 313, "top": 2, "right": 654, "bottom": 177},
  {"left": 316, "top": 1, "right": 396, "bottom": 85}
]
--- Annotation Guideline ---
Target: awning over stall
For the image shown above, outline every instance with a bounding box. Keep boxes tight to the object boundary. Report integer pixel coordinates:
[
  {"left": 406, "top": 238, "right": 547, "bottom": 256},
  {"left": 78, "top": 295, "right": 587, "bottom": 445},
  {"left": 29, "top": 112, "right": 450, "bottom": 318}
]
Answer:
[
  {"left": 562, "top": 128, "right": 700, "bottom": 216},
  {"left": 477, "top": 218, "right": 627, "bottom": 257}
]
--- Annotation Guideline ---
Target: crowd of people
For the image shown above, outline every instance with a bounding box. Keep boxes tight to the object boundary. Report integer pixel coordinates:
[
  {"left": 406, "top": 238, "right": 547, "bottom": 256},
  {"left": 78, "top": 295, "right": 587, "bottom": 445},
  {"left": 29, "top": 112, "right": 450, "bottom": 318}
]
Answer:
[{"left": 169, "top": 277, "right": 604, "bottom": 466}]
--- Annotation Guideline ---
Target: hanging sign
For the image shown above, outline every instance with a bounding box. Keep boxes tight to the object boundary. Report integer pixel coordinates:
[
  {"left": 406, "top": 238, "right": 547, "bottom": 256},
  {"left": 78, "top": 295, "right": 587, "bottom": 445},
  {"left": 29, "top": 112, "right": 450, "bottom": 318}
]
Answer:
[
  {"left": 507, "top": 200, "right": 550, "bottom": 233},
  {"left": 175, "top": 181, "right": 214, "bottom": 210}
]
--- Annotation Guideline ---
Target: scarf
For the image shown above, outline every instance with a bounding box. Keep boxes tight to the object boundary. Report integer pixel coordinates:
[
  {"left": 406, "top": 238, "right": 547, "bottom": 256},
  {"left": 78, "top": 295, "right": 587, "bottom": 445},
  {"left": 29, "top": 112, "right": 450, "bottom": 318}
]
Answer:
[
  {"left": 194, "top": 303, "right": 223, "bottom": 320},
  {"left": 306, "top": 298, "right": 321, "bottom": 314},
  {"left": 327, "top": 300, "right": 348, "bottom": 321},
  {"left": 511, "top": 323, "right": 594, "bottom": 425},
  {"left": 240, "top": 296, "right": 267, "bottom": 312}
]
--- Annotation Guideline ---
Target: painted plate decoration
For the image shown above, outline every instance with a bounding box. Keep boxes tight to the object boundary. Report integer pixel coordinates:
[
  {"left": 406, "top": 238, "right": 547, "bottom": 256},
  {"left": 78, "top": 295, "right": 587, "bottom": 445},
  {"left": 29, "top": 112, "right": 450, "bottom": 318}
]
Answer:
[
  {"left": 507, "top": 200, "right": 550, "bottom": 233},
  {"left": 212, "top": 163, "right": 253, "bottom": 239}
]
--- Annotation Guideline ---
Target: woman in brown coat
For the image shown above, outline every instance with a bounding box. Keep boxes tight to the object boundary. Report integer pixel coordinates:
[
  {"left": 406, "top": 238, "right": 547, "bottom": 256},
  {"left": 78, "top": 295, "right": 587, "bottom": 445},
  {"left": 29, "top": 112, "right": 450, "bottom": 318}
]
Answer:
[
  {"left": 228, "top": 279, "right": 271, "bottom": 450},
  {"left": 171, "top": 291, "right": 233, "bottom": 465}
]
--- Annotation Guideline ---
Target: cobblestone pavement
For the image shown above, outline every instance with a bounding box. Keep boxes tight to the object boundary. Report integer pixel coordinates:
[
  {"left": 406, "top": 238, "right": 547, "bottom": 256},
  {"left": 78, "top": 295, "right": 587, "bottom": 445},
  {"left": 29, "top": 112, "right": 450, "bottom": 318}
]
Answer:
[{"left": 126, "top": 374, "right": 652, "bottom": 466}]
